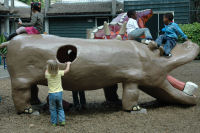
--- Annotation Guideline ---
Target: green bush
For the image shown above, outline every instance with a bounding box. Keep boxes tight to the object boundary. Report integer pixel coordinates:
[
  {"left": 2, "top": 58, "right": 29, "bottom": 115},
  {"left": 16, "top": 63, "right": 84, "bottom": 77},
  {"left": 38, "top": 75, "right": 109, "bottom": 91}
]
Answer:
[
  {"left": 179, "top": 22, "right": 200, "bottom": 59},
  {"left": 0, "top": 34, "right": 7, "bottom": 55}
]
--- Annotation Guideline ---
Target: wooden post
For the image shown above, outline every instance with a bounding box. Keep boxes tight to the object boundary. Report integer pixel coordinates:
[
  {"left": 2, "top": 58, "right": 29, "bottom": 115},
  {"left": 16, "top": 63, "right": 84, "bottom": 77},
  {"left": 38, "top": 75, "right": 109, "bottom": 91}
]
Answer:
[{"left": 112, "top": 0, "right": 116, "bottom": 16}]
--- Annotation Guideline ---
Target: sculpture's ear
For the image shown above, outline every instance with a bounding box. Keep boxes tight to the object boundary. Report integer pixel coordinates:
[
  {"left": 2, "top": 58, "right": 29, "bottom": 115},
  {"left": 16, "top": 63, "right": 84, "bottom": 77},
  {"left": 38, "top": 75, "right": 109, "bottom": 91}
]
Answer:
[
  {"left": 56, "top": 45, "right": 77, "bottom": 63},
  {"left": 164, "top": 41, "right": 199, "bottom": 72}
]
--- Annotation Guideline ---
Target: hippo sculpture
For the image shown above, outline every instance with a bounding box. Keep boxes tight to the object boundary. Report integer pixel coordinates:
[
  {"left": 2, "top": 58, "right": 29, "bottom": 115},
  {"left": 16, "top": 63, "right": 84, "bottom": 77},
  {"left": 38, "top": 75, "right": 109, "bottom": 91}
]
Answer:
[{"left": 2, "top": 34, "right": 199, "bottom": 113}]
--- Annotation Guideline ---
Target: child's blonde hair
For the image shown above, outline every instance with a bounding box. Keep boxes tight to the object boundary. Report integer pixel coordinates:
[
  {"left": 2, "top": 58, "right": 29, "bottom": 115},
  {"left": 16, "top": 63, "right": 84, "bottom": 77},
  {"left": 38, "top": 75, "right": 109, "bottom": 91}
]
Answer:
[{"left": 47, "top": 60, "right": 59, "bottom": 75}]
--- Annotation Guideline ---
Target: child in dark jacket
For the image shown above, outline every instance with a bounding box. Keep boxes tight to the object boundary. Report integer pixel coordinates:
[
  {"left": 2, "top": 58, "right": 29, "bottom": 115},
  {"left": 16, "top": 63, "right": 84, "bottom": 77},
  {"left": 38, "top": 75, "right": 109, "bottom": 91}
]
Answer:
[
  {"left": 5, "top": 2, "right": 43, "bottom": 41},
  {"left": 148, "top": 13, "right": 188, "bottom": 57}
]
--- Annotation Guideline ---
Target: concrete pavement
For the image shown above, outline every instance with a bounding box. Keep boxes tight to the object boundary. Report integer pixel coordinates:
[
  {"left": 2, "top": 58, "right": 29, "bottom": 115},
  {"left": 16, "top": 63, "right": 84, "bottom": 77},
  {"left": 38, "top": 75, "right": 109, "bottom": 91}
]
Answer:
[{"left": 0, "top": 65, "right": 9, "bottom": 78}]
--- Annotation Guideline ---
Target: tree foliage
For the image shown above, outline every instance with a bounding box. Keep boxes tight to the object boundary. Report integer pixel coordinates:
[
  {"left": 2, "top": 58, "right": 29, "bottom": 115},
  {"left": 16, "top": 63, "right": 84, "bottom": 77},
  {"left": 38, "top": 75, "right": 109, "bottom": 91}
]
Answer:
[
  {"left": 0, "top": 35, "right": 7, "bottom": 55},
  {"left": 179, "top": 22, "right": 200, "bottom": 59}
]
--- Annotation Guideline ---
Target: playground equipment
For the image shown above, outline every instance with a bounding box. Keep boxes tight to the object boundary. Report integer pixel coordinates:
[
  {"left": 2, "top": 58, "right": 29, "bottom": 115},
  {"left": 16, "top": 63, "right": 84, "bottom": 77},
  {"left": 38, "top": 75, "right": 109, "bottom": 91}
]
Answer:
[{"left": 2, "top": 34, "right": 199, "bottom": 113}]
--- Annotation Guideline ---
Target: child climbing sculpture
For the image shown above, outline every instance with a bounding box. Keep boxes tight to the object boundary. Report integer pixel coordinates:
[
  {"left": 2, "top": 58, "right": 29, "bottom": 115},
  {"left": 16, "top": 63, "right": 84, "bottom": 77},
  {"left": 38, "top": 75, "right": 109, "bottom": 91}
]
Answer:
[
  {"left": 148, "top": 13, "right": 188, "bottom": 57},
  {"left": 4, "top": 2, "right": 43, "bottom": 41}
]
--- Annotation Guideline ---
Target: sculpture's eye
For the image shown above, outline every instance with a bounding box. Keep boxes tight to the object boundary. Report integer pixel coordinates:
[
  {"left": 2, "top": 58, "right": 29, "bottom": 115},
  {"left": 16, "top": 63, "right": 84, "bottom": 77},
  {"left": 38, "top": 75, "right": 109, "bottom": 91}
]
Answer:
[{"left": 57, "top": 45, "right": 77, "bottom": 63}]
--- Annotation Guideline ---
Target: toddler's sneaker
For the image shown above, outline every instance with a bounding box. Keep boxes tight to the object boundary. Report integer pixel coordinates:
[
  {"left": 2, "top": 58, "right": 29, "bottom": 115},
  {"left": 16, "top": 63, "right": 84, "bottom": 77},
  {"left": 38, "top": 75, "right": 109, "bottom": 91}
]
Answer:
[
  {"left": 141, "top": 39, "right": 152, "bottom": 45},
  {"left": 165, "top": 53, "right": 172, "bottom": 58},
  {"left": 52, "top": 123, "right": 57, "bottom": 127},
  {"left": 59, "top": 121, "right": 66, "bottom": 126}
]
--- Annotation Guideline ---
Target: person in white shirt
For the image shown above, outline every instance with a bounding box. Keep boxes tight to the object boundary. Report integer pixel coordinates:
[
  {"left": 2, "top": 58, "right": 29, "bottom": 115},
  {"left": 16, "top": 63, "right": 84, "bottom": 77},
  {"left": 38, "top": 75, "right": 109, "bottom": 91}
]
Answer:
[{"left": 126, "top": 10, "right": 153, "bottom": 44}]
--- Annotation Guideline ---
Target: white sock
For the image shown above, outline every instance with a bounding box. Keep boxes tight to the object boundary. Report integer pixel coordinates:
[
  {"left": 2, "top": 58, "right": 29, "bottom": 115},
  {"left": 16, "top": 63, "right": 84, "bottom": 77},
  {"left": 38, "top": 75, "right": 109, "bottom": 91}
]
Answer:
[{"left": 144, "top": 40, "right": 151, "bottom": 44}]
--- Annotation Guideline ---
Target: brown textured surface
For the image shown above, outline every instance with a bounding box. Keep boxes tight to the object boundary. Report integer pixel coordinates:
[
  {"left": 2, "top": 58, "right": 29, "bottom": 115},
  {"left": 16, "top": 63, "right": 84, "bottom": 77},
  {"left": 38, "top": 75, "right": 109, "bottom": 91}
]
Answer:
[
  {"left": 5, "top": 34, "right": 199, "bottom": 112},
  {"left": 0, "top": 61, "right": 200, "bottom": 133}
]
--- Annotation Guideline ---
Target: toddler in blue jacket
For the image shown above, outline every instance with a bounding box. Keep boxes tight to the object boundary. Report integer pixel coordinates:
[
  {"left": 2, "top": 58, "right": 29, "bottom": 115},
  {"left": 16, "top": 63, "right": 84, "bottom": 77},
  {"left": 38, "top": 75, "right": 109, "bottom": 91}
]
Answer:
[{"left": 148, "top": 13, "right": 188, "bottom": 57}]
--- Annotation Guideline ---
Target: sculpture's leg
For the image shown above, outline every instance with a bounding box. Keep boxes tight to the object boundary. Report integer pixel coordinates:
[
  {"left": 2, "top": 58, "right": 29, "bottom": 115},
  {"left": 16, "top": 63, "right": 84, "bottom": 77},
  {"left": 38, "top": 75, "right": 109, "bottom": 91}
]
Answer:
[
  {"left": 103, "top": 84, "right": 120, "bottom": 103},
  {"left": 122, "top": 82, "right": 139, "bottom": 111},
  {"left": 11, "top": 79, "right": 33, "bottom": 114},
  {"left": 30, "top": 84, "right": 41, "bottom": 105},
  {"left": 12, "top": 87, "right": 32, "bottom": 114}
]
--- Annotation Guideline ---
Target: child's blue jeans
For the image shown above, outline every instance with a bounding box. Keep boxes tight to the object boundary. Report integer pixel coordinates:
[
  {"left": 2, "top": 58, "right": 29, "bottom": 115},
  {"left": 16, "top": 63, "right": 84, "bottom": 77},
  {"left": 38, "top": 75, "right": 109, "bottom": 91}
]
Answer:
[
  {"left": 128, "top": 28, "right": 153, "bottom": 40},
  {"left": 49, "top": 91, "right": 65, "bottom": 124},
  {"left": 156, "top": 35, "right": 176, "bottom": 55}
]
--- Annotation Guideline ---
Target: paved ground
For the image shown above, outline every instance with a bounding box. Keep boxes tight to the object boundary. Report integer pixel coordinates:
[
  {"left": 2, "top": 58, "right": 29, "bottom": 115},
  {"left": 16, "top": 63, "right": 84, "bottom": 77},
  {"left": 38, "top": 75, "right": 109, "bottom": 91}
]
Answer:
[
  {"left": 0, "top": 61, "right": 200, "bottom": 133},
  {"left": 0, "top": 65, "right": 9, "bottom": 78}
]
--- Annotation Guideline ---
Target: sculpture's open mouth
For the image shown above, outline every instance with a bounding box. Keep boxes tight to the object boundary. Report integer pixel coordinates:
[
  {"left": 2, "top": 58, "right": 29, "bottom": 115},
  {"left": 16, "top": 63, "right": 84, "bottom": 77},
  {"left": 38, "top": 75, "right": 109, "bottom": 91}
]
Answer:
[
  {"left": 56, "top": 45, "right": 77, "bottom": 63},
  {"left": 139, "top": 75, "right": 198, "bottom": 105},
  {"left": 166, "top": 75, "right": 198, "bottom": 97}
]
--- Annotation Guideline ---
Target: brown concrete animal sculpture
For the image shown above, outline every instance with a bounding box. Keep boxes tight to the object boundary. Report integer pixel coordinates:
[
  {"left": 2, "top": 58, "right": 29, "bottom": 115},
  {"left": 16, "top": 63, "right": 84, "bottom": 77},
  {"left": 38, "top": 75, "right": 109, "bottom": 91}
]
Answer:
[{"left": 2, "top": 34, "right": 199, "bottom": 113}]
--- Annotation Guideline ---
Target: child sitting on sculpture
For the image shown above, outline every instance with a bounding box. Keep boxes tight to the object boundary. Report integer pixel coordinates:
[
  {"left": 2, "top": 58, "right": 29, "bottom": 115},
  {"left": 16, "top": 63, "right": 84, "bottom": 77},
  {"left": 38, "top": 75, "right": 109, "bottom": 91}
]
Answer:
[
  {"left": 126, "top": 10, "right": 153, "bottom": 44},
  {"left": 4, "top": 2, "right": 43, "bottom": 41},
  {"left": 148, "top": 13, "right": 188, "bottom": 57},
  {"left": 45, "top": 60, "right": 71, "bottom": 126}
]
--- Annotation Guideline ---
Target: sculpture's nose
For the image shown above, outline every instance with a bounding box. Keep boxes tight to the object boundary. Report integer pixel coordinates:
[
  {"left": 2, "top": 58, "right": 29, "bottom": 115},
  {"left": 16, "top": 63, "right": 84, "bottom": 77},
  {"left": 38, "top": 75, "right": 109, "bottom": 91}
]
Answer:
[
  {"left": 162, "top": 41, "right": 199, "bottom": 72},
  {"left": 56, "top": 45, "right": 77, "bottom": 63}
]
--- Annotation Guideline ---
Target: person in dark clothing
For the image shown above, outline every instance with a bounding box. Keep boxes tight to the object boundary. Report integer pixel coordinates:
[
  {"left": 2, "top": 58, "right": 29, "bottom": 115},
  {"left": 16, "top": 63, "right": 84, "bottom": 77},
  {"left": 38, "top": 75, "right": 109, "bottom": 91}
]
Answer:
[
  {"left": 103, "top": 84, "right": 121, "bottom": 107},
  {"left": 72, "top": 91, "right": 86, "bottom": 110},
  {"left": 103, "top": 84, "right": 119, "bottom": 103}
]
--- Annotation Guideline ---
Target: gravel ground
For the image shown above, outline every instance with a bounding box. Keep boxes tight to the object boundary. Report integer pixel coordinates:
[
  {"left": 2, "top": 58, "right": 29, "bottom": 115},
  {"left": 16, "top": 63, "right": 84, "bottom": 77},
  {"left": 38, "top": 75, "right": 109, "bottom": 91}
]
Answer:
[{"left": 0, "top": 61, "right": 200, "bottom": 133}]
